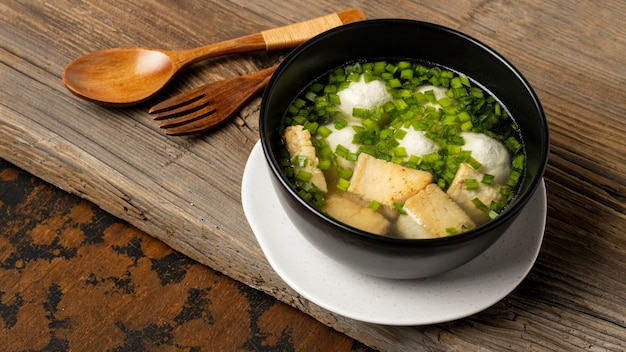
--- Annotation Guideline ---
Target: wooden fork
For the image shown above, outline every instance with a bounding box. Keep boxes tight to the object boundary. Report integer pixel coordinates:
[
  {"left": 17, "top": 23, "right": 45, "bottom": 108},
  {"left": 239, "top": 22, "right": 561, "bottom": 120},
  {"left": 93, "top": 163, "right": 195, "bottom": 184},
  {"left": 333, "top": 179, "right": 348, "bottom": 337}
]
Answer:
[
  {"left": 148, "top": 8, "right": 367, "bottom": 135},
  {"left": 149, "top": 65, "right": 276, "bottom": 135}
]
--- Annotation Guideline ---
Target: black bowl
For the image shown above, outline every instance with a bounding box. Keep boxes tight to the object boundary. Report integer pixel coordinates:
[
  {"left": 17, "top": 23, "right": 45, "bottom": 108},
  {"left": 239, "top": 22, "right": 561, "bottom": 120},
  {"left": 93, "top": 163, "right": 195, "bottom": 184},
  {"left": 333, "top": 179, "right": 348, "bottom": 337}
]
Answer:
[{"left": 260, "top": 19, "right": 549, "bottom": 279}]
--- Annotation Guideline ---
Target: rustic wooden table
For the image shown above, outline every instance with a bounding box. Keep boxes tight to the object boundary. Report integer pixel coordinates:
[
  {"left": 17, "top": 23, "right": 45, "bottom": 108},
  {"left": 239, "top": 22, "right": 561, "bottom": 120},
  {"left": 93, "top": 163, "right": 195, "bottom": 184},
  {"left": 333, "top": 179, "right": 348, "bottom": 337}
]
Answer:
[{"left": 1, "top": 1, "right": 625, "bottom": 351}]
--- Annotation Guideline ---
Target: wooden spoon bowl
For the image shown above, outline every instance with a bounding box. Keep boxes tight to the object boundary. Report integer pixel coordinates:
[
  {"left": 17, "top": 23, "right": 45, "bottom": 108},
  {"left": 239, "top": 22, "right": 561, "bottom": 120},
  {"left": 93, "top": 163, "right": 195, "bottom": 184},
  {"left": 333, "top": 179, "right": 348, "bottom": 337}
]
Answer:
[{"left": 62, "top": 9, "right": 365, "bottom": 106}]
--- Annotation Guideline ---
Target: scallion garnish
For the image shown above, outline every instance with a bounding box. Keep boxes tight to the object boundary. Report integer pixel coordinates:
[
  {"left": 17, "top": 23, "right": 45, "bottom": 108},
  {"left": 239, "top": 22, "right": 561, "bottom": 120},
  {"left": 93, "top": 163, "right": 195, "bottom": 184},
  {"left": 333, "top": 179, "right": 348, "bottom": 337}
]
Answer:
[
  {"left": 318, "top": 159, "right": 331, "bottom": 170},
  {"left": 281, "top": 59, "right": 524, "bottom": 222},
  {"left": 506, "top": 170, "right": 521, "bottom": 187},
  {"left": 446, "top": 227, "right": 459, "bottom": 235},
  {"left": 368, "top": 200, "right": 381, "bottom": 211},
  {"left": 392, "top": 146, "right": 408, "bottom": 158},
  {"left": 512, "top": 153, "right": 525, "bottom": 170},
  {"left": 471, "top": 197, "right": 489, "bottom": 213},
  {"left": 335, "top": 144, "right": 349, "bottom": 158},
  {"left": 295, "top": 170, "right": 312, "bottom": 182},
  {"left": 466, "top": 156, "right": 482, "bottom": 170},
  {"left": 505, "top": 136, "right": 523, "bottom": 154},
  {"left": 481, "top": 174, "right": 495, "bottom": 185},
  {"left": 317, "top": 125, "right": 332, "bottom": 138},
  {"left": 292, "top": 155, "right": 308, "bottom": 168},
  {"left": 465, "top": 178, "right": 479, "bottom": 191},
  {"left": 336, "top": 178, "right": 350, "bottom": 191},
  {"left": 393, "top": 203, "right": 406, "bottom": 215},
  {"left": 352, "top": 107, "right": 369, "bottom": 118}
]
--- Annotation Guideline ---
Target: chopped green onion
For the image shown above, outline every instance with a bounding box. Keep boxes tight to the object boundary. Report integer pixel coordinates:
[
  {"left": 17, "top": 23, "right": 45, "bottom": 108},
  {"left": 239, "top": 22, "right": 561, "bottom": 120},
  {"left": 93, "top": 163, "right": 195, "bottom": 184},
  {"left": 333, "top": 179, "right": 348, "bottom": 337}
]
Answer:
[
  {"left": 303, "top": 120, "right": 318, "bottom": 134},
  {"left": 336, "top": 144, "right": 350, "bottom": 158},
  {"left": 373, "top": 61, "right": 387, "bottom": 73},
  {"left": 388, "top": 78, "right": 402, "bottom": 88},
  {"left": 339, "top": 168, "right": 353, "bottom": 179},
  {"left": 450, "top": 77, "right": 463, "bottom": 89},
  {"left": 324, "top": 84, "right": 337, "bottom": 94},
  {"left": 385, "top": 63, "right": 398, "bottom": 74},
  {"left": 309, "top": 82, "right": 324, "bottom": 92},
  {"left": 400, "top": 69, "right": 413, "bottom": 80},
  {"left": 393, "top": 99, "right": 409, "bottom": 111},
  {"left": 507, "top": 170, "right": 521, "bottom": 187},
  {"left": 470, "top": 87, "right": 484, "bottom": 98},
  {"left": 318, "top": 159, "right": 331, "bottom": 170},
  {"left": 512, "top": 154, "right": 525, "bottom": 170},
  {"left": 345, "top": 151, "right": 358, "bottom": 162},
  {"left": 459, "top": 75, "right": 470, "bottom": 87},
  {"left": 423, "top": 90, "right": 437, "bottom": 103},
  {"left": 368, "top": 200, "right": 381, "bottom": 211},
  {"left": 471, "top": 197, "right": 489, "bottom": 213},
  {"left": 394, "top": 129, "right": 407, "bottom": 140},
  {"left": 316, "top": 125, "right": 332, "bottom": 138},
  {"left": 466, "top": 156, "right": 482, "bottom": 170},
  {"left": 465, "top": 178, "right": 479, "bottom": 191},
  {"left": 505, "top": 136, "right": 523, "bottom": 154},
  {"left": 334, "top": 118, "right": 348, "bottom": 129},
  {"left": 352, "top": 107, "right": 369, "bottom": 118},
  {"left": 457, "top": 111, "right": 471, "bottom": 122},
  {"left": 481, "top": 174, "right": 495, "bottom": 185},
  {"left": 397, "top": 61, "right": 411, "bottom": 69},
  {"left": 328, "top": 93, "right": 341, "bottom": 105},
  {"left": 282, "top": 60, "right": 523, "bottom": 226},
  {"left": 446, "top": 227, "right": 459, "bottom": 235},
  {"left": 293, "top": 155, "right": 308, "bottom": 168},
  {"left": 392, "top": 146, "right": 407, "bottom": 158},
  {"left": 295, "top": 170, "right": 312, "bottom": 182},
  {"left": 460, "top": 120, "right": 472, "bottom": 131},
  {"left": 347, "top": 72, "right": 361, "bottom": 82},
  {"left": 318, "top": 146, "right": 332, "bottom": 158},
  {"left": 438, "top": 97, "right": 453, "bottom": 108},
  {"left": 304, "top": 91, "right": 317, "bottom": 102},
  {"left": 442, "top": 114, "right": 458, "bottom": 125},
  {"left": 393, "top": 203, "right": 406, "bottom": 215},
  {"left": 336, "top": 178, "right": 350, "bottom": 191}
]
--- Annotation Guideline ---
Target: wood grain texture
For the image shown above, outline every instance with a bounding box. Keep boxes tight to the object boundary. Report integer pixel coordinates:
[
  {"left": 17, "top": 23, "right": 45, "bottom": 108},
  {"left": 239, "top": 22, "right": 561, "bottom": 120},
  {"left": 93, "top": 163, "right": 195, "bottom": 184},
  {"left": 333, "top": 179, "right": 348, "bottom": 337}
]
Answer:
[
  {"left": 2, "top": 1, "right": 625, "bottom": 351},
  {"left": 0, "top": 160, "right": 374, "bottom": 351}
]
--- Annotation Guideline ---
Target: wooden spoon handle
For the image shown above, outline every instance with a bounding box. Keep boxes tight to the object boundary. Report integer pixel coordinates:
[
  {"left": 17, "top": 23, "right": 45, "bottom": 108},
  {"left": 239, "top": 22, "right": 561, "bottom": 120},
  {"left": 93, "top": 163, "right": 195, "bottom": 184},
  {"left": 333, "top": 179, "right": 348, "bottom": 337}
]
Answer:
[
  {"left": 261, "top": 8, "right": 366, "bottom": 50},
  {"left": 172, "top": 9, "right": 366, "bottom": 67}
]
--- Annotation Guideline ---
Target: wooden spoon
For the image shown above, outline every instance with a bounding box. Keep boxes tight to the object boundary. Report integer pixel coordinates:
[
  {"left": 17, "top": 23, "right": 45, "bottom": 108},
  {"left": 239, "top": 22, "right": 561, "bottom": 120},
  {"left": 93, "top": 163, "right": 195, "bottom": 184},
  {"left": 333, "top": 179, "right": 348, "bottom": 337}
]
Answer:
[{"left": 62, "top": 9, "right": 365, "bottom": 106}]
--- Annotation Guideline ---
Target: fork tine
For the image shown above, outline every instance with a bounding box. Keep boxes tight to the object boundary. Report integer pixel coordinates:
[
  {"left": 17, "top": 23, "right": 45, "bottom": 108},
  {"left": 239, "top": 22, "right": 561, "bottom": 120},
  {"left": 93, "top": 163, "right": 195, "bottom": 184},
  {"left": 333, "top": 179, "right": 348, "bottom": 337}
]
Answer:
[
  {"left": 148, "top": 84, "right": 208, "bottom": 115},
  {"left": 151, "top": 93, "right": 212, "bottom": 121},
  {"left": 158, "top": 104, "right": 217, "bottom": 128},
  {"left": 161, "top": 82, "right": 265, "bottom": 135},
  {"left": 152, "top": 65, "right": 277, "bottom": 135},
  {"left": 162, "top": 113, "right": 223, "bottom": 135}
]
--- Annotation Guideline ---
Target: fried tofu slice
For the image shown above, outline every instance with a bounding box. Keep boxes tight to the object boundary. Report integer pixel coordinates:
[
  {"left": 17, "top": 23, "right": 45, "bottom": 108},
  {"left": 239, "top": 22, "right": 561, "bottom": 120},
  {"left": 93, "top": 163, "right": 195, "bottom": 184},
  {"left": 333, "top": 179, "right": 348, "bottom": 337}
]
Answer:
[
  {"left": 348, "top": 153, "right": 432, "bottom": 205},
  {"left": 321, "top": 194, "right": 391, "bottom": 235},
  {"left": 395, "top": 214, "right": 435, "bottom": 239},
  {"left": 331, "top": 189, "right": 398, "bottom": 221},
  {"left": 403, "top": 184, "right": 475, "bottom": 238},
  {"left": 447, "top": 163, "right": 503, "bottom": 225},
  {"left": 284, "top": 125, "right": 327, "bottom": 192}
]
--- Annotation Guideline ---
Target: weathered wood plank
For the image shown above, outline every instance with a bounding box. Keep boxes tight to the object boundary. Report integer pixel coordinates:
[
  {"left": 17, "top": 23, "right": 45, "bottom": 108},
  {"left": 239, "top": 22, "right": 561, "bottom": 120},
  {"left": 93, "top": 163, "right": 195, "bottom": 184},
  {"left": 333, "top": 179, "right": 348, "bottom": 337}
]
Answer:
[
  {"left": 2, "top": 1, "right": 625, "bottom": 351},
  {"left": 0, "top": 160, "right": 373, "bottom": 351}
]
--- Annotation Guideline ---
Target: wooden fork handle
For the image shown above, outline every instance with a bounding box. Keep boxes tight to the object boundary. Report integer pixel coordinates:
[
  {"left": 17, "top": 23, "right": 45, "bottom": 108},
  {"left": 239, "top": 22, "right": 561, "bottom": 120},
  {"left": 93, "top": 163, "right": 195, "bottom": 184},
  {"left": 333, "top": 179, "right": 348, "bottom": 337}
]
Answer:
[{"left": 176, "top": 9, "right": 366, "bottom": 66}]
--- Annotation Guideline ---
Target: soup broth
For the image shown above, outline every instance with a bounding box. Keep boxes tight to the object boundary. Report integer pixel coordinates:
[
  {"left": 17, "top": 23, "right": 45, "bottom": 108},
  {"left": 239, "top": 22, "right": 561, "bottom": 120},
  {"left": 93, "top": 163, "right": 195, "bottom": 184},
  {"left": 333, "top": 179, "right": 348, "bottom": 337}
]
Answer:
[{"left": 280, "top": 60, "right": 524, "bottom": 239}]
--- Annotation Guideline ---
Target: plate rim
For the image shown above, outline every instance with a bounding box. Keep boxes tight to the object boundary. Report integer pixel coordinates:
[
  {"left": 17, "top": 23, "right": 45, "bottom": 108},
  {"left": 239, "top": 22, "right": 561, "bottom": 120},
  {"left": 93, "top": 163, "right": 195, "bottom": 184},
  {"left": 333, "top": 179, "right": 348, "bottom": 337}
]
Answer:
[{"left": 242, "top": 141, "right": 547, "bottom": 325}]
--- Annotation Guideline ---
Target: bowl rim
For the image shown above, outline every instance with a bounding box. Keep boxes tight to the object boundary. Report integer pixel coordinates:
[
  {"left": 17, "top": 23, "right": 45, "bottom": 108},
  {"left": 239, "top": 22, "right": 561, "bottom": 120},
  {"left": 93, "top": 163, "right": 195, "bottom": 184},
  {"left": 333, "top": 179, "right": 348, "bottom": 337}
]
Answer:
[{"left": 260, "top": 18, "right": 549, "bottom": 247}]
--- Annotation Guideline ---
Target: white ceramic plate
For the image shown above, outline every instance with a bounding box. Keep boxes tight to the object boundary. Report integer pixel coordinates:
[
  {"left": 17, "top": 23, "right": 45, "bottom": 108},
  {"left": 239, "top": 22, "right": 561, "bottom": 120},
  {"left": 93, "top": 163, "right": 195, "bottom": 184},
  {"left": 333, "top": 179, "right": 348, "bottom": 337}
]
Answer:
[{"left": 242, "top": 141, "right": 546, "bottom": 326}]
